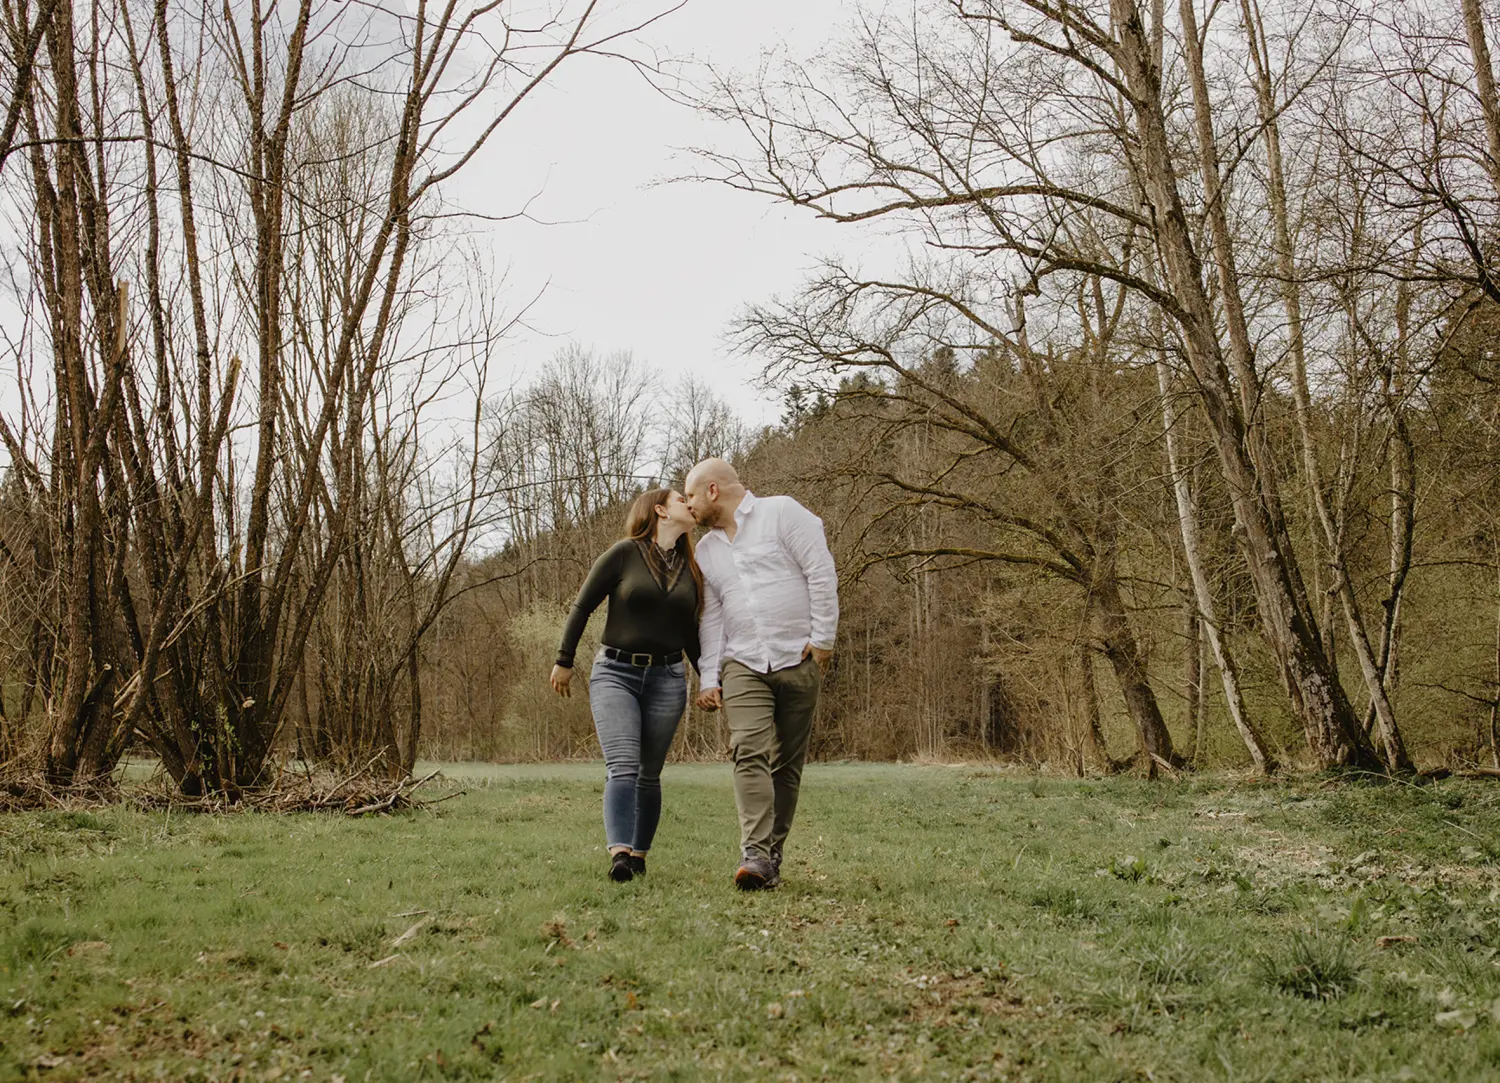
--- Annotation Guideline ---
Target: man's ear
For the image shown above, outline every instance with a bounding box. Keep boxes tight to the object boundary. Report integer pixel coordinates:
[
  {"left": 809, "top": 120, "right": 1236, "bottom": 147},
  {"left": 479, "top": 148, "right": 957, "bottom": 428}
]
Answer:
[{"left": 707, "top": 482, "right": 719, "bottom": 500}]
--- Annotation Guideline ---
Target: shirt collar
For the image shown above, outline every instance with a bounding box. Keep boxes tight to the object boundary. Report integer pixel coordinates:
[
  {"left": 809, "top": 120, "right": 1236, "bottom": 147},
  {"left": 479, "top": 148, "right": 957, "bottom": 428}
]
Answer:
[{"left": 704, "top": 490, "right": 757, "bottom": 546}]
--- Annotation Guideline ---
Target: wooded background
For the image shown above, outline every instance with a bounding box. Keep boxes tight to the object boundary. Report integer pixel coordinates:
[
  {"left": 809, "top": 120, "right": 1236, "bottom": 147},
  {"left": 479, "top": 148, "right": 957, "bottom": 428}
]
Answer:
[{"left": 2, "top": 0, "right": 1499, "bottom": 791}]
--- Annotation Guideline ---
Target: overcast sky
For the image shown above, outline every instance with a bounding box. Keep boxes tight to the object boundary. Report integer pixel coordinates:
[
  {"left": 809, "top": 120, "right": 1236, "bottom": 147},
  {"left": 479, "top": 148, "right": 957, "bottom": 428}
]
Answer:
[{"left": 453, "top": 0, "right": 899, "bottom": 426}]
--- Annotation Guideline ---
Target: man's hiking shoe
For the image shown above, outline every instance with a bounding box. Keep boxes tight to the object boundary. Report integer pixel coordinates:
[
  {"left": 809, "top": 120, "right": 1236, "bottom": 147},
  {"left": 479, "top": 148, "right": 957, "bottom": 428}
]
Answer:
[
  {"left": 734, "top": 855, "right": 776, "bottom": 891},
  {"left": 768, "top": 849, "right": 783, "bottom": 889},
  {"left": 609, "top": 852, "right": 634, "bottom": 882},
  {"left": 628, "top": 854, "right": 647, "bottom": 877}
]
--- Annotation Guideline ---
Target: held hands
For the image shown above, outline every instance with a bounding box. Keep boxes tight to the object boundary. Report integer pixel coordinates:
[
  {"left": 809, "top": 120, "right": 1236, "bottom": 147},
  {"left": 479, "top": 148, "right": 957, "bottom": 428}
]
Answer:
[
  {"left": 549, "top": 664, "right": 573, "bottom": 697},
  {"left": 694, "top": 644, "right": 830, "bottom": 711},
  {"left": 803, "top": 642, "right": 833, "bottom": 673}
]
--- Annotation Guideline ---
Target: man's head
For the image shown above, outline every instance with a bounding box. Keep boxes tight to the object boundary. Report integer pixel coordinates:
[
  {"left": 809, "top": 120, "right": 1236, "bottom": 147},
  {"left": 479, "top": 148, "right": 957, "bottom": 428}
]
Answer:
[{"left": 683, "top": 457, "right": 745, "bottom": 530}]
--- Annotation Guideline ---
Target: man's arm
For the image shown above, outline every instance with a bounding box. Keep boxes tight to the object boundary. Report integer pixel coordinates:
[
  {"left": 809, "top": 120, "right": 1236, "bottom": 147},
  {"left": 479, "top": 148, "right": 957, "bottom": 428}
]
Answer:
[
  {"left": 696, "top": 565, "right": 725, "bottom": 692},
  {"left": 781, "top": 499, "right": 838, "bottom": 650}
]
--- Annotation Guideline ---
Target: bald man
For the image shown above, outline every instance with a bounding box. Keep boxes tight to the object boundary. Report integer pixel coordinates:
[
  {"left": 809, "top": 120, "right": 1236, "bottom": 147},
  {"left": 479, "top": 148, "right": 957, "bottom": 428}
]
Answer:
[{"left": 683, "top": 458, "right": 838, "bottom": 890}]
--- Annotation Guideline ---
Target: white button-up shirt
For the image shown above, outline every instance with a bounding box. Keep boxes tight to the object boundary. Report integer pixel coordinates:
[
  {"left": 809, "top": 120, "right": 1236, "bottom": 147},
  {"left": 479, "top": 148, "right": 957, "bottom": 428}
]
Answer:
[{"left": 696, "top": 491, "right": 839, "bottom": 690}]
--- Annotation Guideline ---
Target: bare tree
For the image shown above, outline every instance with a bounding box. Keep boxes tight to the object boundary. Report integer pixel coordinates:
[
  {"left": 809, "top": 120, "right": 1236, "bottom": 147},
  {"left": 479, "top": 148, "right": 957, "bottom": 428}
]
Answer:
[
  {"left": 0, "top": 0, "right": 681, "bottom": 791},
  {"left": 660, "top": 375, "right": 749, "bottom": 482}
]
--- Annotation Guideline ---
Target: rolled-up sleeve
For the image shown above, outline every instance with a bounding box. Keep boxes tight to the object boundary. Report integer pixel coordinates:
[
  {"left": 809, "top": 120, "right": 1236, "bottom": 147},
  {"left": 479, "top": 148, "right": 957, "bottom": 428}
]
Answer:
[{"left": 782, "top": 500, "right": 838, "bottom": 650}]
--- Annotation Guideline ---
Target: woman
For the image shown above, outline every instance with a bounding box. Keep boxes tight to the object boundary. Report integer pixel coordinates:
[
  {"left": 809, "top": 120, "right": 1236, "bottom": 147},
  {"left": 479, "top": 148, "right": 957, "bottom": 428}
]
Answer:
[{"left": 550, "top": 488, "right": 703, "bottom": 882}]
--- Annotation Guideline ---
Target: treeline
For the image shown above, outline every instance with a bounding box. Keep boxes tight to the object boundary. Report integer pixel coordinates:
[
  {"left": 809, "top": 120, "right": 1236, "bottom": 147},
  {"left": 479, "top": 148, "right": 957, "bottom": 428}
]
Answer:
[
  {"left": 4, "top": 0, "right": 1500, "bottom": 789},
  {"left": 419, "top": 0, "right": 1500, "bottom": 775},
  {"left": 415, "top": 333, "right": 1499, "bottom": 774}
]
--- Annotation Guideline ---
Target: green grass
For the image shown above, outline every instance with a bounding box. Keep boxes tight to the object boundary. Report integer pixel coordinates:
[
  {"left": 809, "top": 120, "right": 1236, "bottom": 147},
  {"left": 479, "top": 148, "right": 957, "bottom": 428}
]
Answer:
[{"left": 3, "top": 764, "right": 1500, "bottom": 1081}]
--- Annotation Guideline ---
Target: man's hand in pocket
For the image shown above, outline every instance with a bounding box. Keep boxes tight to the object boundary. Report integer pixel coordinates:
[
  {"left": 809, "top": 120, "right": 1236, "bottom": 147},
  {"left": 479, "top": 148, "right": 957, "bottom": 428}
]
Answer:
[{"left": 803, "top": 644, "right": 832, "bottom": 673}]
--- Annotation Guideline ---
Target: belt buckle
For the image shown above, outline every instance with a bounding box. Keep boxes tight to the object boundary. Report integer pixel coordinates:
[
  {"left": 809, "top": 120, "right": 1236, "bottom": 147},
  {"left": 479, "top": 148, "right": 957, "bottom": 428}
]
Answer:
[{"left": 630, "top": 652, "right": 653, "bottom": 667}]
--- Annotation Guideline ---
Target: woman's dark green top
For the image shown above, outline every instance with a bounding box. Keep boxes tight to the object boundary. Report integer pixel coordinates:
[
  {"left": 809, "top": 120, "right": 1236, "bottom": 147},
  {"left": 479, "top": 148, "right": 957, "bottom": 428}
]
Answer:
[{"left": 555, "top": 539, "right": 700, "bottom": 670}]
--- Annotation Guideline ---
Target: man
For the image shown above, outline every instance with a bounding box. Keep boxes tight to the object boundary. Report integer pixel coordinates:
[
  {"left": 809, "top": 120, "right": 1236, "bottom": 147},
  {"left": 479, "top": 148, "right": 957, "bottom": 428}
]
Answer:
[{"left": 683, "top": 458, "right": 838, "bottom": 891}]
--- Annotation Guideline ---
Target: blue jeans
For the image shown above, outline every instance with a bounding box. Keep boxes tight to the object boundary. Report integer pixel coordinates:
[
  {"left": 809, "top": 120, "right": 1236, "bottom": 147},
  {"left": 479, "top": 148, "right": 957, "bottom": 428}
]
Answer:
[{"left": 588, "top": 652, "right": 688, "bottom": 853}]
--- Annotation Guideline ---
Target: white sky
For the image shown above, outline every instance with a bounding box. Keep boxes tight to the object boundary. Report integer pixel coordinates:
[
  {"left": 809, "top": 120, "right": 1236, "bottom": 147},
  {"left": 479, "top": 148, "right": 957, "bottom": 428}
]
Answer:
[{"left": 452, "top": 0, "right": 899, "bottom": 426}]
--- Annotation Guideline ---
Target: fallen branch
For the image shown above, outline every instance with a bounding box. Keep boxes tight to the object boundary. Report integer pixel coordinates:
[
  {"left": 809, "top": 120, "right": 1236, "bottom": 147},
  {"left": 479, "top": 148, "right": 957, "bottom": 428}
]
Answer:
[
  {"left": 0, "top": 764, "right": 459, "bottom": 814},
  {"left": 346, "top": 769, "right": 443, "bottom": 817}
]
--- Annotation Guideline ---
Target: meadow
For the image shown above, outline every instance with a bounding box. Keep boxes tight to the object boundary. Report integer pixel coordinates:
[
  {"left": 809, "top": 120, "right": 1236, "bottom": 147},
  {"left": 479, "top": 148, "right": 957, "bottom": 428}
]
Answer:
[{"left": 1, "top": 763, "right": 1498, "bottom": 1081}]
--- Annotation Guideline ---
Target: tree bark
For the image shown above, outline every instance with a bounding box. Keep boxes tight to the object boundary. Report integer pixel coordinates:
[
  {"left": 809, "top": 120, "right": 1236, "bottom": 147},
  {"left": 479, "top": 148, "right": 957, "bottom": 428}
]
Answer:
[
  {"left": 1462, "top": 0, "right": 1500, "bottom": 197},
  {"left": 1090, "top": 560, "right": 1178, "bottom": 772},
  {"left": 1236, "top": 0, "right": 1411, "bottom": 772},
  {"left": 1111, "top": 0, "right": 1378, "bottom": 768},
  {"left": 1076, "top": 641, "right": 1117, "bottom": 772},
  {"left": 1154, "top": 357, "right": 1274, "bottom": 772}
]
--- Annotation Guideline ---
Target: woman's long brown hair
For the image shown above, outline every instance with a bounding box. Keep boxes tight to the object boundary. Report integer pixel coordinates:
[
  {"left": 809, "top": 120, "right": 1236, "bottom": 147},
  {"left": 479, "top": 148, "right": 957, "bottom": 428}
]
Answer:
[{"left": 624, "top": 487, "right": 705, "bottom": 617}]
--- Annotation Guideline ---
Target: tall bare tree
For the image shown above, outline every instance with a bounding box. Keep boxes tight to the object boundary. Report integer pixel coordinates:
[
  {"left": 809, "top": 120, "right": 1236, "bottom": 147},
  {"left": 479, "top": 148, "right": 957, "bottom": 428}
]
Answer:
[{"left": 0, "top": 0, "right": 681, "bottom": 791}]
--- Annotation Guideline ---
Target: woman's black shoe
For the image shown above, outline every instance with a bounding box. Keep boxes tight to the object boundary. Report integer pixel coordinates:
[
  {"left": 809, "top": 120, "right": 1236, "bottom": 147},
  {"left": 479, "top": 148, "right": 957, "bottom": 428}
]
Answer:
[
  {"left": 609, "top": 851, "right": 634, "bottom": 882},
  {"left": 628, "top": 854, "right": 646, "bottom": 877}
]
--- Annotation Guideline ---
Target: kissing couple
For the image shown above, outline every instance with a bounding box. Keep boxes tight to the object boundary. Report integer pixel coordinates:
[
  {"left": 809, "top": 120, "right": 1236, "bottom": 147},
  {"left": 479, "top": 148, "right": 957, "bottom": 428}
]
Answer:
[{"left": 549, "top": 457, "right": 838, "bottom": 890}]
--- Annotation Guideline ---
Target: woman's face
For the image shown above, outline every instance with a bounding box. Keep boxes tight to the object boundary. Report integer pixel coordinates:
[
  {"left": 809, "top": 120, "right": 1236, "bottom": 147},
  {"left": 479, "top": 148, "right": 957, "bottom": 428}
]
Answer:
[{"left": 659, "top": 490, "right": 695, "bottom": 527}]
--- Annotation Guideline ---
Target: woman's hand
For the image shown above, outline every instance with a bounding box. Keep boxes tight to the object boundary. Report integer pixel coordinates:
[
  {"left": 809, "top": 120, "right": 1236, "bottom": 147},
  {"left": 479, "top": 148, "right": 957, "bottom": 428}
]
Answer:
[{"left": 550, "top": 665, "right": 573, "bottom": 697}]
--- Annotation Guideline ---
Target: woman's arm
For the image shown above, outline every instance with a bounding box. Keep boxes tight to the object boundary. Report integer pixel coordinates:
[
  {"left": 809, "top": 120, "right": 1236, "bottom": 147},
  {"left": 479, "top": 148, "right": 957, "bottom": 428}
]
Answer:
[{"left": 555, "top": 545, "right": 620, "bottom": 668}]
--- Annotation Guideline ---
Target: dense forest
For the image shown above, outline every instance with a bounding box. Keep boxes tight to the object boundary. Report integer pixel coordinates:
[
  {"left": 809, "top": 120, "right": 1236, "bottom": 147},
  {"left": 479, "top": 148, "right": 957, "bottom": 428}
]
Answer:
[
  {"left": 415, "top": 328, "right": 1500, "bottom": 776},
  {"left": 2, "top": 0, "right": 1499, "bottom": 791}
]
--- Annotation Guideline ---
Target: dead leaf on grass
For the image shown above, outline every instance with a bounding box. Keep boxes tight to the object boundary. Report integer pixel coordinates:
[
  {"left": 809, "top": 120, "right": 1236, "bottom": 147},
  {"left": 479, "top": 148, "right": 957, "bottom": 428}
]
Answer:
[
  {"left": 541, "top": 917, "right": 576, "bottom": 949},
  {"left": 67, "top": 941, "right": 111, "bottom": 957},
  {"left": 1377, "top": 935, "right": 1417, "bottom": 949}
]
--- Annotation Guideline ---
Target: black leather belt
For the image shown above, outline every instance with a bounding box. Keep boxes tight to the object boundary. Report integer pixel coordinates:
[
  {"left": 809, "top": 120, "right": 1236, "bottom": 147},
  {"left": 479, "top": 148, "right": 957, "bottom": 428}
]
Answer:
[{"left": 601, "top": 646, "right": 683, "bottom": 667}]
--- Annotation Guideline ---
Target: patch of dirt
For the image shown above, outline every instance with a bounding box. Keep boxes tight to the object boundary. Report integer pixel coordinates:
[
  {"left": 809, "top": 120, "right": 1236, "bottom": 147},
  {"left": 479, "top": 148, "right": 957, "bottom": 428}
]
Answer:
[
  {"left": 1234, "top": 832, "right": 1337, "bottom": 881},
  {"left": 20, "top": 996, "right": 241, "bottom": 1080},
  {"left": 1232, "top": 832, "right": 1500, "bottom": 892},
  {"left": 898, "top": 968, "right": 1028, "bottom": 1026}
]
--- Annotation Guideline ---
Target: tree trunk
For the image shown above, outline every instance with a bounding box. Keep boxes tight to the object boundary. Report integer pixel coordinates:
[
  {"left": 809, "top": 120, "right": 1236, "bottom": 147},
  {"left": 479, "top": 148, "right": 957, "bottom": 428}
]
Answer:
[
  {"left": 1155, "top": 355, "right": 1274, "bottom": 772},
  {"left": 39, "top": 4, "right": 131, "bottom": 786},
  {"left": 1185, "top": 596, "right": 1202, "bottom": 763},
  {"left": 1492, "top": 550, "right": 1500, "bottom": 771},
  {"left": 1462, "top": 0, "right": 1500, "bottom": 197},
  {"left": 1112, "top": 0, "right": 1378, "bottom": 769},
  {"left": 1091, "top": 564, "right": 1178, "bottom": 771},
  {"left": 1361, "top": 270, "right": 1419, "bottom": 743},
  {"left": 1076, "top": 642, "right": 1117, "bottom": 772},
  {"left": 1236, "top": 0, "right": 1411, "bottom": 772}
]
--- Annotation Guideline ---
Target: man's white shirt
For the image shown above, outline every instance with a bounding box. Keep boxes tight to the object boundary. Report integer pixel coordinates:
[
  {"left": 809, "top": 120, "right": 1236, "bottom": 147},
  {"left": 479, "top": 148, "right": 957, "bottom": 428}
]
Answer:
[{"left": 696, "top": 491, "right": 838, "bottom": 691}]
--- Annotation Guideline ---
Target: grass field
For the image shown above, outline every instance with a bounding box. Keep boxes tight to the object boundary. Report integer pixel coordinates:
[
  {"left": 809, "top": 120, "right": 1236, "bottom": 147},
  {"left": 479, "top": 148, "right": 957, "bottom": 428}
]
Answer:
[{"left": 2, "top": 763, "right": 1499, "bottom": 1081}]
